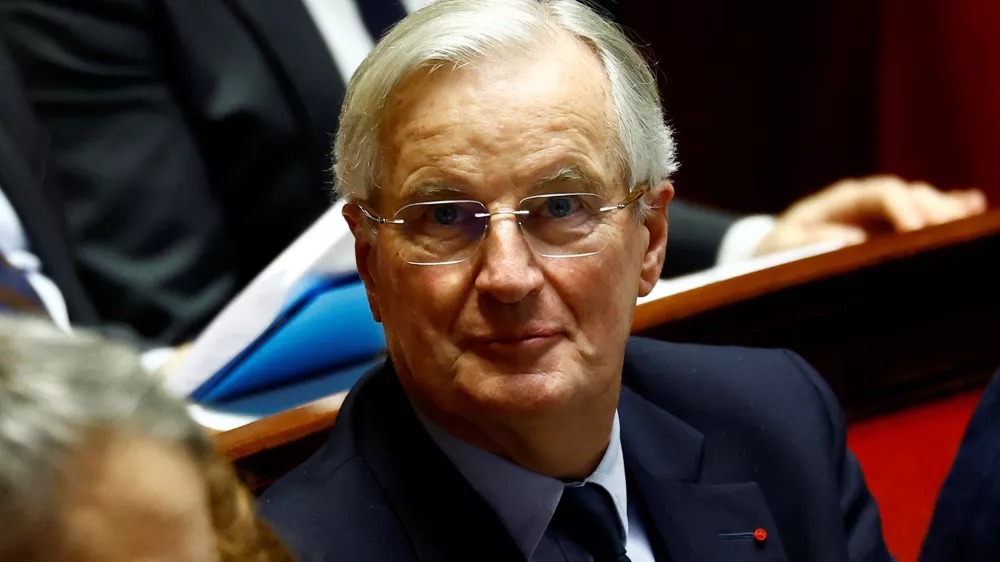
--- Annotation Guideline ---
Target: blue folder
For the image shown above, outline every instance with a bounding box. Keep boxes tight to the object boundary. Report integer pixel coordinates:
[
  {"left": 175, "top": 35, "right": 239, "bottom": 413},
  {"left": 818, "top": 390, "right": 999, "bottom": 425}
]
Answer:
[
  {"left": 201, "top": 355, "right": 385, "bottom": 419},
  {"left": 192, "top": 274, "right": 386, "bottom": 403}
]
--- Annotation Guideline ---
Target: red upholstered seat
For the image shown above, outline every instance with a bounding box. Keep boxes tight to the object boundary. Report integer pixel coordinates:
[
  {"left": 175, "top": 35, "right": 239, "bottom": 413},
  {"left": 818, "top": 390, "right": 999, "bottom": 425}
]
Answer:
[{"left": 847, "top": 390, "right": 983, "bottom": 562}]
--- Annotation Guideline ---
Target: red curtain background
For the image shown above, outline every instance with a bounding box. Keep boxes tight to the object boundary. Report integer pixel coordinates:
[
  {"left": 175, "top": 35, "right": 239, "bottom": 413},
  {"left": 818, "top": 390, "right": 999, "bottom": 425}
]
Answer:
[
  {"left": 616, "top": 0, "right": 999, "bottom": 213},
  {"left": 881, "top": 0, "right": 1000, "bottom": 203},
  {"left": 616, "top": 0, "right": 881, "bottom": 213}
]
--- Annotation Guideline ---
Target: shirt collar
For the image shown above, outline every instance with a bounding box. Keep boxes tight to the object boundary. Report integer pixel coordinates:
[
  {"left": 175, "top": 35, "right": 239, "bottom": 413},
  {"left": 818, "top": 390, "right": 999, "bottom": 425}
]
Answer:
[{"left": 415, "top": 408, "right": 629, "bottom": 559}]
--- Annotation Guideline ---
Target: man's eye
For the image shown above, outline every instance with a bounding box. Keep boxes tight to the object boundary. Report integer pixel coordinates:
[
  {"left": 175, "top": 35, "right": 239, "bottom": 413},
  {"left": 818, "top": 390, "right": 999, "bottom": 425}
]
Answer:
[
  {"left": 543, "top": 196, "right": 581, "bottom": 218},
  {"left": 429, "top": 204, "right": 461, "bottom": 225}
]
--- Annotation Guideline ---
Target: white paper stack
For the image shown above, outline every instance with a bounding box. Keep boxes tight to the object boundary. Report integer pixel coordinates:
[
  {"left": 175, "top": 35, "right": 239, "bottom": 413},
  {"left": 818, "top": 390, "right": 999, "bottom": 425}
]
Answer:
[{"left": 638, "top": 240, "right": 846, "bottom": 305}]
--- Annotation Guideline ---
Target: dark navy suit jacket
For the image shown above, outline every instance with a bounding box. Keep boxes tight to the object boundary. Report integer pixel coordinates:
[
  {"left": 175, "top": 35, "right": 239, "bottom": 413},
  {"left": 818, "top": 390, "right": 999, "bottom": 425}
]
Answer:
[
  {"left": 0, "top": 44, "right": 98, "bottom": 326},
  {"left": 921, "top": 367, "right": 1000, "bottom": 562},
  {"left": 260, "top": 338, "right": 891, "bottom": 562}
]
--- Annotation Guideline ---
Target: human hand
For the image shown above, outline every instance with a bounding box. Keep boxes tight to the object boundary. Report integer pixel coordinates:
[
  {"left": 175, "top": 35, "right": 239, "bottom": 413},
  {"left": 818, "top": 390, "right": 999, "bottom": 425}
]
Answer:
[{"left": 754, "top": 176, "right": 987, "bottom": 256}]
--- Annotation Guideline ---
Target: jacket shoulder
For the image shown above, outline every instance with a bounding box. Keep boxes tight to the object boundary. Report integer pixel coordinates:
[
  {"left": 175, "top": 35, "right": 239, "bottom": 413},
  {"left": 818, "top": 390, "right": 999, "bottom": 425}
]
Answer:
[
  {"left": 259, "top": 454, "right": 415, "bottom": 561},
  {"left": 623, "top": 337, "right": 840, "bottom": 444},
  {"left": 259, "top": 364, "right": 418, "bottom": 560}
]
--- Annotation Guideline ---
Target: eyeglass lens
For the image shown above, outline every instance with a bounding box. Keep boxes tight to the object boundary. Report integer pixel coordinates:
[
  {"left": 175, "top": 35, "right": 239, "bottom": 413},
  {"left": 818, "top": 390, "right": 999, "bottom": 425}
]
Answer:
[{"left": 390, "top": 193, "right": 613, "bottom": 265}]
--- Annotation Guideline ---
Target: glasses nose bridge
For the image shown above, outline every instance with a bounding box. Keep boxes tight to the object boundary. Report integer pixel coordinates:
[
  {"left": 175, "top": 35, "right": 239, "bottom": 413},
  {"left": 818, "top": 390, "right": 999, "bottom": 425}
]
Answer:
[
  {"left": 476, "top": 207, "right": 533, "bottom": 251},
  {"left": 476, "top": 208, "right": 528, "bottom": 220},
  {"left": 477, "top": 207, "right": 529, "bottom": 235}
]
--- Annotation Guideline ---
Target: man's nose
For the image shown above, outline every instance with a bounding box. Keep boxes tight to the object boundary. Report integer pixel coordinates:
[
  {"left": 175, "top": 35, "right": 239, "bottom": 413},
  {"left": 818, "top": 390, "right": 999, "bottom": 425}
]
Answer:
[{"left": 473, "top": 214, "right": 545, "bottom": 304}]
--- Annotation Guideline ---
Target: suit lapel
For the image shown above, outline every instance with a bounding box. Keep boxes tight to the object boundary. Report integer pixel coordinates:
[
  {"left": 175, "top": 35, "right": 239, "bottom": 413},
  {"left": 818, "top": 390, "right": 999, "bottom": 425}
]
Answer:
[
  {"left": 350, "top": 359, "right": 791, "bottom": 561},
  {"left": 223, "top": 0, "right": 346, "bottom": 173},
  {"left": 619, "top": 387, "right": 789, "bottom": 562},
  {"left": 356, "top": 363, "right": 525, "bottom": 562},
  {"left": 0, "top": 46, "right": 46, "bottom": 180},
  {"left": 0, "top": 129, "right": 50, "bottom": 251}
]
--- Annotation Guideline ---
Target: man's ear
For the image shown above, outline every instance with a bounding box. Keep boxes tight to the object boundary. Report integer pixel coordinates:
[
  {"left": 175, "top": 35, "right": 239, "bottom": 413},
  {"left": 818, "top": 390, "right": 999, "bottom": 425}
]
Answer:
[
  {"left": 638, "top": 180, "right": 674, "bottom": 298},
  {"left": 343, "top": 203, "right": 383, "bottom": 323}
]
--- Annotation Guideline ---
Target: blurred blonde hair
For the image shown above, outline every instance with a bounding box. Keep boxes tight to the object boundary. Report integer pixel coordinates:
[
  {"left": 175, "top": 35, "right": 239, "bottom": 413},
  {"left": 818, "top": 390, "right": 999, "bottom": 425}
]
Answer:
[
  {"left": 202, "top": 446, "right": 296, "bottom": 562},
  {"left": 0, "top": 315, "right": 295, "bottom": 561}
]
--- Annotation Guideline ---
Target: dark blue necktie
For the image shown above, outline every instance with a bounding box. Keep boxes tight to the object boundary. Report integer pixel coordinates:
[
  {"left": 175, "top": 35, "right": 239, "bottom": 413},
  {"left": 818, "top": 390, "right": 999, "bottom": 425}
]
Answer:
[
  {"left": 552, "top": 483, "right": 632, "bottom": 562},
  {"left": 357, "top": 0, "right": 408, "bottom": 41},
  {"left": 0, "top": 250, "right": 45, "bottom": 314}
]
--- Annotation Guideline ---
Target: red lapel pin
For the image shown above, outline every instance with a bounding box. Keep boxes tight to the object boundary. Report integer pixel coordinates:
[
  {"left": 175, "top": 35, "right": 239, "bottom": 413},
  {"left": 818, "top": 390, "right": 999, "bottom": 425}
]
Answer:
[{"left": 718, "top": 528, "right": 768, "bottom": 543}]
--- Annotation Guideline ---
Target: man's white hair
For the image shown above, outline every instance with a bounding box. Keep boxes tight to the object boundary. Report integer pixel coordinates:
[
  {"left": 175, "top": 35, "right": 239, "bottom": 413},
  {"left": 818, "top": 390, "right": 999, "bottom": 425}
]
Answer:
[{"left": 334, "top": 0, "right": 677, "bottom": 205}]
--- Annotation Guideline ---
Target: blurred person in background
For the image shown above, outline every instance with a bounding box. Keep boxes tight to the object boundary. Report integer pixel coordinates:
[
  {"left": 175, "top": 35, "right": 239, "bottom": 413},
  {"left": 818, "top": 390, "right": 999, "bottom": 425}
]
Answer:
[
  {"left": 920, "top": 366, "right": 1000, "bottom": 562},
  {"left": 0, "top": 0, "right": 985, "bottom": 344},
  {"left": 1, "top": 43, "right": 181, "bottom": 372},
  {"left": 0, "top": 43, "right": 97, "bottom": 331},
  {"left": 0, "top": 314, "right": 295, "bottom": 562}
]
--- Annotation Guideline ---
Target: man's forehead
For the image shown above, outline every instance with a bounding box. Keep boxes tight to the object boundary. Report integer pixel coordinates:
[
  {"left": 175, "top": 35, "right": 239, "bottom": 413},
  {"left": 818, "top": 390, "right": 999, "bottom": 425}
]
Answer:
[
  {"left": 377, "top": 33, "right": 617, "bottom": 201},
  {"left": 385, "top": 32, "right": 612, "bottom": 126}
]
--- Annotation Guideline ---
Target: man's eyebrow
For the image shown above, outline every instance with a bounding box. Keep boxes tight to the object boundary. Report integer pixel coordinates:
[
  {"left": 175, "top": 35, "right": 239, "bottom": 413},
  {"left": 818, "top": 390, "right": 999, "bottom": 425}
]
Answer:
[
  {"left": 399, "top": 182, "right": 468, "bottom": 202},
  {"left": 532, "top": 166, "right": 606, "bottom": 194}
]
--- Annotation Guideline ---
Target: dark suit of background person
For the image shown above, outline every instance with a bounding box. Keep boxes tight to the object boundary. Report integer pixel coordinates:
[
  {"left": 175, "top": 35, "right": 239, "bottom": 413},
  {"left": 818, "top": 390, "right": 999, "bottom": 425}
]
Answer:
[
  {"left": 920, "top": 367, "right": 1000, "bottom": 562},
  {"left": 0, "top": 0, "right": 737, "bottom": 344},
  {"left": 0, "top": 44, "right": 99, "bottom": 327},
  {"left": 260, "top": 338, "right": 889, "bottom": 562}
]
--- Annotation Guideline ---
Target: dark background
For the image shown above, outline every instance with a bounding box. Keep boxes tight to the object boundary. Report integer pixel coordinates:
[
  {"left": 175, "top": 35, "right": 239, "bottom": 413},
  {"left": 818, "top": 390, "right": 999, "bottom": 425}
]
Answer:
[{"left": 612, "top": 0, "right": 1000, "bottom": 214}]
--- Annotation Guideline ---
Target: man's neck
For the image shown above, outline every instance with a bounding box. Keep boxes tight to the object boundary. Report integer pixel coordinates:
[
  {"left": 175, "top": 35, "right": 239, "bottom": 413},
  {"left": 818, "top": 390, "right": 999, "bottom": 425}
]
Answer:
[{"left": 413, "top": 394, "right": 618, "bottom": 481}]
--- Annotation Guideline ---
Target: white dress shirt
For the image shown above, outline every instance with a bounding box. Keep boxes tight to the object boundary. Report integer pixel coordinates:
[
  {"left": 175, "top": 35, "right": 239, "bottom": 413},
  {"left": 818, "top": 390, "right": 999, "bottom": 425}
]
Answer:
[
  {"left": 418, "top": 409, "right": 658, "bottom": 561},
  {"left": 716, "top": 214, "right": 776, "bottom": 265},
  {"left": 299, "top": 0, "right": 434, "bottom": 84},
  {"left": 0, "top": 183, "right": 71, "bottom": 331}
]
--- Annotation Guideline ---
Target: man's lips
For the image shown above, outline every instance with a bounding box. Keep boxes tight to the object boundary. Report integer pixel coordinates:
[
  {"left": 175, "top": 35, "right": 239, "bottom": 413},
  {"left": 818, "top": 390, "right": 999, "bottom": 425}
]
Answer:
[{"left": 463, "top": 330, "right": 564, "bottom": 350}]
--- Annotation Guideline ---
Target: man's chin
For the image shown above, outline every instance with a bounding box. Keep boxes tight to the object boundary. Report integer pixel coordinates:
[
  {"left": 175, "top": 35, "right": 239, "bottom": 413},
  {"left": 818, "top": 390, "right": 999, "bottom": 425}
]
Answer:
[{"left": 456, "top": 368, "right": 581, "bottom": 417}]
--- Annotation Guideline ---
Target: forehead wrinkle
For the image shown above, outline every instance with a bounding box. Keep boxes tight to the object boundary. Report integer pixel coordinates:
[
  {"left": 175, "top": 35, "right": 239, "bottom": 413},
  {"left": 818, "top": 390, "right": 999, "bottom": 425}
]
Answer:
[
  {"left": 380, "top": 32, "right": 620, "bottom": 204},
  {"left": 396, "top": 111, "right": 609, "bottom": 173},
  {"left": 390, "top": 48, "right": 612, "bottom": 148},
  {"left": 384, "top": 131, "right": 478, "bottom": 204}
]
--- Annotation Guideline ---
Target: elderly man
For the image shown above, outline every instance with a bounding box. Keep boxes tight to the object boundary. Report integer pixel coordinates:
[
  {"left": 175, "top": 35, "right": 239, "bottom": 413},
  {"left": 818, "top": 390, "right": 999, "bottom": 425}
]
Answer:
[
  {"left": 260, "top": 1, "right": 891, "bottom": 561},
  {"left": 920, "top": 366, "right": 1000, "bottom": 562}
]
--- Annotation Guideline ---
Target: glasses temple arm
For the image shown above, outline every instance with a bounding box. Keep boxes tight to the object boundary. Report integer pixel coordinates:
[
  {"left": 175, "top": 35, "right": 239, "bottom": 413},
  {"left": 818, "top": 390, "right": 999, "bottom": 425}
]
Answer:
[
  {"left": 599, "top": 185, "right": 649, "bottom": 212},
  {"left": 358, "top": 204, "right": 404, "bottom": 225}
]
